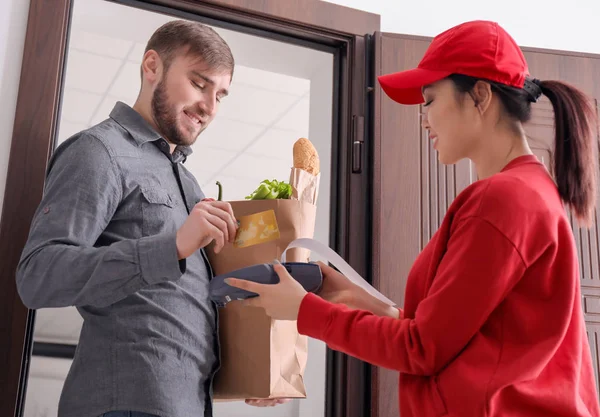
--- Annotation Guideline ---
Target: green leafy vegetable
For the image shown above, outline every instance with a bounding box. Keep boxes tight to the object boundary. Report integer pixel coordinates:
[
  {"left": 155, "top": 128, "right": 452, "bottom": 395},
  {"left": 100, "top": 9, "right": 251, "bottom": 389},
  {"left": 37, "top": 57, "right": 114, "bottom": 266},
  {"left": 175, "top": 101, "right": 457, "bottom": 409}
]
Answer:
[{"left": 245, "top": 179, "right": 292, "bottom": 200}]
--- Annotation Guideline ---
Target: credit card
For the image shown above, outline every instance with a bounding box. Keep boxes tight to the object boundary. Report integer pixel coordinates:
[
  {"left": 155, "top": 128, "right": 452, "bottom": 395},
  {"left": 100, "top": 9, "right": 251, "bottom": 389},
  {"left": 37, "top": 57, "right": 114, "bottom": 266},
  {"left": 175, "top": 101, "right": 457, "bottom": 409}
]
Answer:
[{"left": 234, "top": 209, "right": 280, "bottom": 248}]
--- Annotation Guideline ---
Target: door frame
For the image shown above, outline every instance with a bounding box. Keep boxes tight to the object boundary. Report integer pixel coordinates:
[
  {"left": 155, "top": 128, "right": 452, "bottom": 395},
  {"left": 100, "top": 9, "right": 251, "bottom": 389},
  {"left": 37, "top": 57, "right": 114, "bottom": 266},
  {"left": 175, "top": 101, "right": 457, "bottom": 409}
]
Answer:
[{"left": 0, "top": 1, "right": 380, "bottom": 416}]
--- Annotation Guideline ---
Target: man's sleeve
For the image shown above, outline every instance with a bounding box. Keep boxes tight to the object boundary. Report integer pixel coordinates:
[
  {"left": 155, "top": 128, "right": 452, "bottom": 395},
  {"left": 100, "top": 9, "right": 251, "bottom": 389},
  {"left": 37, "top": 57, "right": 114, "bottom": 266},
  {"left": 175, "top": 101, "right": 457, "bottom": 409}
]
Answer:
[{"left": 16, "top": 134, "right": 185, "bottom": 309}]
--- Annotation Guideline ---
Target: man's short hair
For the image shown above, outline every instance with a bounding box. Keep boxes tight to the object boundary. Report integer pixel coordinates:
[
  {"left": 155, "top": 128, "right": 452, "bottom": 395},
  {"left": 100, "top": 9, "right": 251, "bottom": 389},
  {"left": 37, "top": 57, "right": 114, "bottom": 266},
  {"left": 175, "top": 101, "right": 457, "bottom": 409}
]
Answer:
[{"left": 144, "top": 20, "right": 234, "bottom": 78}]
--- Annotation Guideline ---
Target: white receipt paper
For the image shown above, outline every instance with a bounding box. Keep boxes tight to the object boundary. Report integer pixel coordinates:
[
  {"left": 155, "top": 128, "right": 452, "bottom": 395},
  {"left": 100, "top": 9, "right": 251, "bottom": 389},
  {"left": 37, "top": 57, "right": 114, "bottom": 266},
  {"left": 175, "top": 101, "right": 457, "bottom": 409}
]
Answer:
[{"left": 281, "top": 238, "right": 396, "bottom": 307}]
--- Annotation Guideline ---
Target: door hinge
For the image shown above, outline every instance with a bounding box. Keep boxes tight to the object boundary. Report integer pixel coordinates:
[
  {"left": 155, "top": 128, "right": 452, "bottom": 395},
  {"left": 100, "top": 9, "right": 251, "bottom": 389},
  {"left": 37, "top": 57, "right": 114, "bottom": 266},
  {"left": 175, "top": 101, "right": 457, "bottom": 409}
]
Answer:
[{"left": 352, "top": 115, "right": 364, "bottom": 173}]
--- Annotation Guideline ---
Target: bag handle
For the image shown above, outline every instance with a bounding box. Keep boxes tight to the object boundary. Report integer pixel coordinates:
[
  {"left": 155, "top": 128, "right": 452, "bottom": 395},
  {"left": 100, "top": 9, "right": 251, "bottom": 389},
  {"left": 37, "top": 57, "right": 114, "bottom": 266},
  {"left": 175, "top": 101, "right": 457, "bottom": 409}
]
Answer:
[{"left": 281, "top": 238, "right": 396, "bottom": 307}]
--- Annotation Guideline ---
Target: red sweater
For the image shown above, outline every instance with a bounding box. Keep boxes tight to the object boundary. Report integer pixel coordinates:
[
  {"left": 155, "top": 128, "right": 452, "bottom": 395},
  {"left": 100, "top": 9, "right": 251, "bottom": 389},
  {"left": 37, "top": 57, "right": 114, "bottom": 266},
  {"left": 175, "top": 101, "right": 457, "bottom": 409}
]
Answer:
[{"left": 298, "top": 155, "right": 600, "bottom": 417}]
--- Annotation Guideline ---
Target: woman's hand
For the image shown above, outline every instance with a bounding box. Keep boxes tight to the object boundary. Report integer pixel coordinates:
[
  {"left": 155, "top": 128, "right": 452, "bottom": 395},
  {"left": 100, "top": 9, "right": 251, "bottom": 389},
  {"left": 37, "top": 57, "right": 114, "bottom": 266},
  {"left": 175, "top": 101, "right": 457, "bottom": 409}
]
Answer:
[
  {"left": 224, "top": 260, "right": 401, "bottom": 320},
  {"left": 224, "top": 260, "right": 307, "bottom": 321},
  {"left": 316, "top": 261, "right": 401, "bottom": 319},
  {"left": 315, "top": 261, "right": 362, "bottom": 306}
]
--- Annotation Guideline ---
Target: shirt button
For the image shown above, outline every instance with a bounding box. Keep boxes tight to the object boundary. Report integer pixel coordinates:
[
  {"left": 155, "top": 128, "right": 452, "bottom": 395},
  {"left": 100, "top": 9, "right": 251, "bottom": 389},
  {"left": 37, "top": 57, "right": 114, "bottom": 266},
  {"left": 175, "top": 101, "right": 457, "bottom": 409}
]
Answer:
[
  {"left": 43, "top": 206, "right": 50, "bottom": 214},
  {"left": 161, "top": 142, "right": 167, "bottom": 147}
]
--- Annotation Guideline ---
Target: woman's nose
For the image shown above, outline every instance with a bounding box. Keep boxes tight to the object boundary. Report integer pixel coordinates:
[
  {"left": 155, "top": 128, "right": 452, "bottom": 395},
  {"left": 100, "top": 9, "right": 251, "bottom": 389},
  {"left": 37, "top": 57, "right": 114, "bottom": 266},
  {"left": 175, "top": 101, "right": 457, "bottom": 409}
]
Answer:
[{"left": 421, "top": 115, "right": 430, "bottom": 131}]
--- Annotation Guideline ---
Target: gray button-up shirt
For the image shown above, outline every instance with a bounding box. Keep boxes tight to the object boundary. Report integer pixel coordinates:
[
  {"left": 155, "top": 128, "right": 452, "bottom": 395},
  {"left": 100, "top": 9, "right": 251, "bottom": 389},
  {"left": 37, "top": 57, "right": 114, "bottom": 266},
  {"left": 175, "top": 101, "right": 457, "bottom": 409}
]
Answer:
[{"left": 16, "top": 102, "right": 219, "bottom": 417}]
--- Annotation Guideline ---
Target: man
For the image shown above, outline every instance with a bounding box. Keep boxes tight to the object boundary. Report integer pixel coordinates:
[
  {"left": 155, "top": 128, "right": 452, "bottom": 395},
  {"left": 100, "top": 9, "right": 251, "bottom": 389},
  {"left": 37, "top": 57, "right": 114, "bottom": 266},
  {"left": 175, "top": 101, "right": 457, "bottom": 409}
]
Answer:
[{"left": 16, "top": 20, "right": 285, "bottom": 417}]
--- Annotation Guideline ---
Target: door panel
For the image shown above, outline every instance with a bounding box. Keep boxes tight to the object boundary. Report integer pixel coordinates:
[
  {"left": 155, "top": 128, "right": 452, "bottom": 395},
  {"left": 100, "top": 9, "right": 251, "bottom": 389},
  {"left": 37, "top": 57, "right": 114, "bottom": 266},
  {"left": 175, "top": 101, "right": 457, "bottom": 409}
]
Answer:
[
  {"left": 373, "top": 32, "right": 600, "bottom": 417},
  {"left": 371, "top": 32, "right": 430, "bottom": 417},
  {"left": 372, "top": 32, "right": 430, "bottom": 310},
  {"left": 586, "top": 309, "right": 600, "bottom": 395}
]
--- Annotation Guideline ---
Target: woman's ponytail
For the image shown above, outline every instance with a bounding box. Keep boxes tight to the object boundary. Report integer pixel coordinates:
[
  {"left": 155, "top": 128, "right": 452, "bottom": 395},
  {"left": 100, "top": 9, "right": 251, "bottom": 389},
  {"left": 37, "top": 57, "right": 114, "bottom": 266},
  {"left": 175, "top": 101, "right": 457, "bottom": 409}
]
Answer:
[
  {"left": 538, "top": 80, "right": 598, "bottom": 225},
  {"left": 450, "top": 74, "right": 598, "bottom": 225}
]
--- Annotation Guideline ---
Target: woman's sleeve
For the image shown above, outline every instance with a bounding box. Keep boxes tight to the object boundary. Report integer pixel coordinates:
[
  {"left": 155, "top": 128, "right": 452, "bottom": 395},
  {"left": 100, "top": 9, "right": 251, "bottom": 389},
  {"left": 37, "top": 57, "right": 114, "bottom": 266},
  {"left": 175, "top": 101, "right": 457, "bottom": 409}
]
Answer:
[{"left": 297, "top": 216, "right": 526, "bottom": 375}]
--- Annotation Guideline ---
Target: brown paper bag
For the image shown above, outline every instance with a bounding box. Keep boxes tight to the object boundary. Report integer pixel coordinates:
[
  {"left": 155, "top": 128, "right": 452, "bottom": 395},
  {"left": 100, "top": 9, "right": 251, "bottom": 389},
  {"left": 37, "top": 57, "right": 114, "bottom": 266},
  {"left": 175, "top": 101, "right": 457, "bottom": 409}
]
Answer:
[{"left": 206, "top": 199, "right": 317, "bottom": 400}]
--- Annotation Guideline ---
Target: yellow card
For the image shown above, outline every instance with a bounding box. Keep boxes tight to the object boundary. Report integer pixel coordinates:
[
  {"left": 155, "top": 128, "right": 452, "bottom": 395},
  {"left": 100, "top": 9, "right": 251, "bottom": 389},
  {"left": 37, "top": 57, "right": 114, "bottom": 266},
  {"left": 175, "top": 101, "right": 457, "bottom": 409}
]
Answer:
[{"left": 234, "top": 209, "right": 280, "bottom": 248}]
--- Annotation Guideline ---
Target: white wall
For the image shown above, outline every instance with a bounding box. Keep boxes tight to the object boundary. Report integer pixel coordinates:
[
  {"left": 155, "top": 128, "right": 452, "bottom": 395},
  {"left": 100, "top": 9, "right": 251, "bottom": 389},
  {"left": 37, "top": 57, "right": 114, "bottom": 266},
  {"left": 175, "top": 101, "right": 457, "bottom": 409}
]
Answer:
[
  {"left": 326, "top": 0, "right": 600, "bottom": 54},
  {"left": 0, "top": 0, "right": 30, "bottom": 222}
]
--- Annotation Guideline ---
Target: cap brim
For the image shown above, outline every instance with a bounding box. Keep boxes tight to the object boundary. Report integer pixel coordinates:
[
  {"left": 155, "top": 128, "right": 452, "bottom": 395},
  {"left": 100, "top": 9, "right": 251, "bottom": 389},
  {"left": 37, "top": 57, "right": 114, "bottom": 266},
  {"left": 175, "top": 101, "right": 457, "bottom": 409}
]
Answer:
[{"left": 377, "top": 68, "right": 452, "bottom": 105}]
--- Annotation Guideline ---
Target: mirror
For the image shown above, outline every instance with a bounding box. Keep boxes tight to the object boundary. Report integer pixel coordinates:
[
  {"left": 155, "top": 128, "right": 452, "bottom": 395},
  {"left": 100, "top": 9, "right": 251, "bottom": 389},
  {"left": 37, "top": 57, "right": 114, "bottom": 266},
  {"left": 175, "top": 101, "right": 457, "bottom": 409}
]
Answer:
[{"left": 23, "top": 0, "right": 334, "bottom": 416}]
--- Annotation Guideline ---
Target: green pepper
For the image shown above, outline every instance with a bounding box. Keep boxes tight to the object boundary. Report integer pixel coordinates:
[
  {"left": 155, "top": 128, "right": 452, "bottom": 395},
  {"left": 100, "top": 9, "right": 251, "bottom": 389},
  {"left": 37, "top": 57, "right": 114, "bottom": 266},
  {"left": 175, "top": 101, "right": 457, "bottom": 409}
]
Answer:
[{"left": 216, "top": 181, "right": 223, "bottom": 201}]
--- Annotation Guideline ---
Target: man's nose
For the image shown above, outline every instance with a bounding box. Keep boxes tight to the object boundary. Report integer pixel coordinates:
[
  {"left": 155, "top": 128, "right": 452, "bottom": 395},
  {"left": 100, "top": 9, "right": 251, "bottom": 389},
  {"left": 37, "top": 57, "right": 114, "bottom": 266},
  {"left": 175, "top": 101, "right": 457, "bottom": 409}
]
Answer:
[{"left": 198, "top": 95, "right": 217, "bottom": 117}]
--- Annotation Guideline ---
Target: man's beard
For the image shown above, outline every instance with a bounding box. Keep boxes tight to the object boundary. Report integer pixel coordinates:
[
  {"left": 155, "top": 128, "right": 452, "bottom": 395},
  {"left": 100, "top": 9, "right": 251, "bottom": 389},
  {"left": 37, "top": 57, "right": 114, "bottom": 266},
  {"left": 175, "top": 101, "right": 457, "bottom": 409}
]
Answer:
[{"left": 150, "top": 78, "right": 202, "bottom": 147}]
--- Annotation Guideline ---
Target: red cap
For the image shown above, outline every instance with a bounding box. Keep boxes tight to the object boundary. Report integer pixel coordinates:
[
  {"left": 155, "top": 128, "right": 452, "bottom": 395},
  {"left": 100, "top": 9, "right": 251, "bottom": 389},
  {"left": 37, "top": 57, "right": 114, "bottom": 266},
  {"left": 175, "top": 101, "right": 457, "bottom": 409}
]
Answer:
[{"left": 377, "top": 21, "right": 530, "bottom": 105}]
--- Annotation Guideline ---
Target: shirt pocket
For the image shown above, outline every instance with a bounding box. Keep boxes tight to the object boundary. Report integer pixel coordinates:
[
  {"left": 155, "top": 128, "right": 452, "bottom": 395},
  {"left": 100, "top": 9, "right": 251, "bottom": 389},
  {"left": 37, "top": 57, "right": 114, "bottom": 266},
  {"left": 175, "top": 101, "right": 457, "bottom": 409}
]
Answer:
[{"left": 140, "top": 186, "right": 177, "bottom": 236}]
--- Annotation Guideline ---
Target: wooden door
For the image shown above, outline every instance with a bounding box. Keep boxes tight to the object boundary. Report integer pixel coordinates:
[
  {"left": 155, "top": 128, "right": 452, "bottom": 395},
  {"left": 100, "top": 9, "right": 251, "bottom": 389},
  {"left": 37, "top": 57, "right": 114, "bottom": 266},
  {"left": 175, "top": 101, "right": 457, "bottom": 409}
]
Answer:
[
  {"left": 522, "top": 49, "right": 600, "bottom": 396},
  {"left": 372, "top": 32, "right": 600, "bottom": 417},
  {"left": 371, "top": 34, "right": 429, "bottom": 417}
]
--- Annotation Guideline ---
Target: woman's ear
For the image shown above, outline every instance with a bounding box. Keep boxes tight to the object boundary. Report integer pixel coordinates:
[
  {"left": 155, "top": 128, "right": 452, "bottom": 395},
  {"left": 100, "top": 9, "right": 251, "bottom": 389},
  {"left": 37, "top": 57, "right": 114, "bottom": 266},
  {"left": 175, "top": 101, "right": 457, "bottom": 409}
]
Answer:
[{"left": 471, "top": 80, "right": 493, "bottom": 114}]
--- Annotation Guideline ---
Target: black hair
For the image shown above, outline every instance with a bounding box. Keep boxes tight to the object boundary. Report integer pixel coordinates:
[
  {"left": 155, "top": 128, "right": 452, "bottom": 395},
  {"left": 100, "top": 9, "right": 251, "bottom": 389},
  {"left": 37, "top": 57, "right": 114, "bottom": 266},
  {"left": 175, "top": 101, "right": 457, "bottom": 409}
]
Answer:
[{"left": 449, "top": 73, "right": 598, "bottom": 226}]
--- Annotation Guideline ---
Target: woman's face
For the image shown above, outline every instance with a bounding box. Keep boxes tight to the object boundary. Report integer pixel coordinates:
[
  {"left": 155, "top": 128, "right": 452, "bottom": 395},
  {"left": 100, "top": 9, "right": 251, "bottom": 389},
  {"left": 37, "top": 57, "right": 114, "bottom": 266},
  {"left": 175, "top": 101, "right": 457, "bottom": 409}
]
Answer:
[{"left": 421, "top": 79, "right": 482, "bottom": 165}]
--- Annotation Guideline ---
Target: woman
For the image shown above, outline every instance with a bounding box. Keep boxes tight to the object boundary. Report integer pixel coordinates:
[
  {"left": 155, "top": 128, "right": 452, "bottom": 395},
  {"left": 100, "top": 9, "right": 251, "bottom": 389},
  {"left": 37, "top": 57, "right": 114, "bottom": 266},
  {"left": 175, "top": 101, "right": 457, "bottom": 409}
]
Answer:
[{"left": 226, "top": 20, "right": 600, "bottom": 416}]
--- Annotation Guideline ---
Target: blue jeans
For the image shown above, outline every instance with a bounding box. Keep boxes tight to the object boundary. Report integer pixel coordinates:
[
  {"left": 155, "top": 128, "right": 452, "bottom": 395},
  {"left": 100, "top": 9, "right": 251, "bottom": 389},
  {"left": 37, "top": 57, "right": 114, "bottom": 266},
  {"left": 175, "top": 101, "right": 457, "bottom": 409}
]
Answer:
[{"left": 101, "top": 412, "right": 159, "bottom": 417}]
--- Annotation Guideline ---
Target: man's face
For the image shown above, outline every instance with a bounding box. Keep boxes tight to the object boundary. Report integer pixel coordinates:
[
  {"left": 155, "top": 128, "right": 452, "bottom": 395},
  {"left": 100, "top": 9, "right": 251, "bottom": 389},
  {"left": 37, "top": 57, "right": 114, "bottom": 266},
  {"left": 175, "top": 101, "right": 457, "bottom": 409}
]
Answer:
[{"left": 151, "top": 53, "right": 231, "bottom": 147}]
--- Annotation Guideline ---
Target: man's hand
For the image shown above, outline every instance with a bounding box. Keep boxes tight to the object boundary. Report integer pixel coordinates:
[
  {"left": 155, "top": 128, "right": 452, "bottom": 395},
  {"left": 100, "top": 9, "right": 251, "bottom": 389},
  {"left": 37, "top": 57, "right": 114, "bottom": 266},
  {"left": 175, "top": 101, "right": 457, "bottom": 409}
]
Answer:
[
  {"left": 245, "top": 399, "right": 291, "bottom": 407},
  {"left": 175, "top": 200, "right": 237, "bottom": 259}
]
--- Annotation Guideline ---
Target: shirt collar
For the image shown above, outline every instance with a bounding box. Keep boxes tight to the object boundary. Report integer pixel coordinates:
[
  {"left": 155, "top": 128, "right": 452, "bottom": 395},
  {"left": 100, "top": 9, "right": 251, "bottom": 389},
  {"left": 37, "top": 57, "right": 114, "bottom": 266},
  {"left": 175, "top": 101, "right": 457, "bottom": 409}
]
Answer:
[
  {"left": 109, "top": 101, "right": 193, "bottom": 162},
  {"left": 172, "top": 145, "right": 193, "bottom": 164},
  {"left": 501, "top": 154, "right": 542, "bottom": 172}
]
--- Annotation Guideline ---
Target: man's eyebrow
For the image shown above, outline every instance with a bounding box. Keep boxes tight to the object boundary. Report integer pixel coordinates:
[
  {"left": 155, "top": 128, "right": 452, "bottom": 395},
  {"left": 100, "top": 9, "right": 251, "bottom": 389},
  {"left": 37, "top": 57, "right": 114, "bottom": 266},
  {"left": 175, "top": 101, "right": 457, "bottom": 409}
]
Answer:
[
  {"left": 190, "top": 70, "right": 229, "bottom": 96},
  {"left": 191, "top": 71, "right": 214, "bottom": 85}
]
